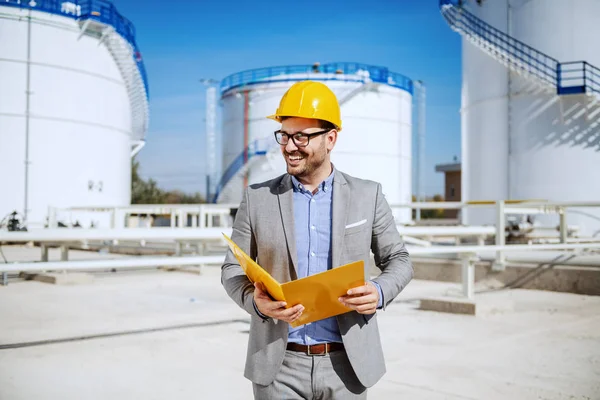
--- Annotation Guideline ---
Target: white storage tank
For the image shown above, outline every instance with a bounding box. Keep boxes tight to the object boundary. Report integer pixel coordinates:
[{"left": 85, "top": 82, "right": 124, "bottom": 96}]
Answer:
[
  {"left": 216, "top": 63, "right": 415, "bottom": 223},
  {"left": 450, "top": 0, "right": 600, "bottom": 236},
  {"left": 0, "top": 1, "right": 149, "bottom": 228}
]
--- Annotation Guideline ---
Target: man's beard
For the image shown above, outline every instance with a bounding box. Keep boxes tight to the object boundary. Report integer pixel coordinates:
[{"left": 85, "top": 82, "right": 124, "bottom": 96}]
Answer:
[{"left": 284, "top": 141, "right": 327, "bottom": 178}]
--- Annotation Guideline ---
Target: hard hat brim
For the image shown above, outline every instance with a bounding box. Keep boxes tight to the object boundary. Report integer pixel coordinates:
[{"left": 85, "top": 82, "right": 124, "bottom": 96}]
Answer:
[{"left": 266, "top": 113, "right": 342, "bottom": 131}]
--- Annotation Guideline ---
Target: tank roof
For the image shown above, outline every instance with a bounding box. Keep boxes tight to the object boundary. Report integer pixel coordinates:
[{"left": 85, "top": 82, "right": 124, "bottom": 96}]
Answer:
[{"left": 220, "top": 62, "right": 413, "bottom": 95}]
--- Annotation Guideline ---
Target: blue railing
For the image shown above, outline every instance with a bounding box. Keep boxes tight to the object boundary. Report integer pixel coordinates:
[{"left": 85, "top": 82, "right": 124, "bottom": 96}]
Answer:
[
  {"left": 220, "top": 62, "right": 414, "bottom": 95},
  {"left": 440, "top": 0, "right": 600, "bottom": 97},
  {"left": 1, "top": 0, "right": 148, "bottom": 98},
  {"left": 212, "top": 139, "right": 271, "bottom": 203},
  {"left": 557, "top": 62, "right": 600, "bottom": 95}
]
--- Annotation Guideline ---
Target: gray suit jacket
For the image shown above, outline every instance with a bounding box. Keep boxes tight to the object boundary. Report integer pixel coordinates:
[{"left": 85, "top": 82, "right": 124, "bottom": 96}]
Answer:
[{"left": 221, "top": 170, "right": 413, "bottom": 387}]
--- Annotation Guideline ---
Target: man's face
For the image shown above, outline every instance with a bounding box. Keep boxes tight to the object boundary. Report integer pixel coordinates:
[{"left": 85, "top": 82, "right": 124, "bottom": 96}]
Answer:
[{"left": 279, "top": 117, "right": 336, "bottom": 179}]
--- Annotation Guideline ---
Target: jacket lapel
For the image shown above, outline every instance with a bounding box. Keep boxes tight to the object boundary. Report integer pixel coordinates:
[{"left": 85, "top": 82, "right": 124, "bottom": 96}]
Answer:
[
  {"left": 331, "top": 172, "right": 349, "bottom": 269},
  {"left": 277, "top": 175, "right": 298, "bottom": 280}
]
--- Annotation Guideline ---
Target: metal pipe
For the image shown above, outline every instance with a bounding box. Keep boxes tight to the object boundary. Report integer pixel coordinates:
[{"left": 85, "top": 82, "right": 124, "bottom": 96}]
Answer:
[
  {"left": 413, "top": 81, "right": 426, "bottom": 221},
  {"left": 130, "top": 140, "right": 145, "bottom": 157},
  {"left": 397, "top": 226, "right": 495, "bottom": 236},
  {"left": 400, "top": 236, "right": 432, "bottom": 247},
  {"left": 206, "top": 85, "right": 217, "bottom": 200},
  {"left": 0, "top": 255, "right": 226, "bottom": 274},
  {"left": 0, "top": 227, "right": 232, "bottom": 242},
  {"left": 560, "top": 207, "right": 568, "bottom": 243},
  {"left": 2, "top": 243, "right": 599, "bottom": 275},
  {"left": 23, "top": 8, "right": 33, "bottom": 223},
  {"left": 494, "top": 200, "right": 506, "bottom": 270},
  {"left": 243, "top": 90, "right": 250, "bottom": 189},
  {"left": 0, "top": 226, "right": 501, "bottom": 242},
  {"left": 391, "top": 202, "right": 464, "bottom": 209},
  {"left": 461, "top": 254, "right": 476, "bottom": 300},
  {"left": 406, "top": 242, "right": 600, "bottom": 255}
]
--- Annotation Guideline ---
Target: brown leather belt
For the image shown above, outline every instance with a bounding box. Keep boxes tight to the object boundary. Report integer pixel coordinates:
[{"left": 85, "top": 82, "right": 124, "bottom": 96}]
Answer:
[{"left": 286, "top": 342, "right": 344, "bottom": 355}]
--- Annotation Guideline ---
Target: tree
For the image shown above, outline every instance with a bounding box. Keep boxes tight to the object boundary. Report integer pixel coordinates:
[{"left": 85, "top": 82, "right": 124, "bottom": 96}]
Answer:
[
  {"left": 421, "top": 194, "right": 445, "bottom": 219},
  {"left": 131, "top": 160, "right": 205, "bottom": 204}
]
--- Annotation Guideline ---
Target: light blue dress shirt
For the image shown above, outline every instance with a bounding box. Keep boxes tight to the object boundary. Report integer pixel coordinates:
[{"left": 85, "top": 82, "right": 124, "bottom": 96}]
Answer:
[
  {"left": 252, "top": 169, "right": 384, "bottom": 343},
  {"left": 286, "top": 169, "right": 384, "bottom": 345}
]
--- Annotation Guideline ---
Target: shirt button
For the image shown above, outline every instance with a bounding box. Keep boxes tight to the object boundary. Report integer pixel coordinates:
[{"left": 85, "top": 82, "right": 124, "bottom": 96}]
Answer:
[
  {"left": 311, "top": 199, "right": 315, "bottom": 203},
  {"left": 310, "top": 252, "right": 315, "bottom": 257},
  {"left": 311, "top": 225, "right": 315, "bottom": 230}
]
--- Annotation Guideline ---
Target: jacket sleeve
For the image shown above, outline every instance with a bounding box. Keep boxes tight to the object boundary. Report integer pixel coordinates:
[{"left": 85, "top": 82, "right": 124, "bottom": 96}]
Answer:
[
  {"left": 370, "top": 183, "right": 414, "bottom": 309},
  {"left": 220, "top": 188, "right": 263, "bottom": 318}
]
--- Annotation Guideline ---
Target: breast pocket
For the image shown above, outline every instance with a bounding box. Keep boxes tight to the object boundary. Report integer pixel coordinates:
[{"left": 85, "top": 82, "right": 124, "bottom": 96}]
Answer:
[
  {"left": 344, "top": 219, "right": 367, "bottom": 236},
  {"left": 343, "top": 219, "right": 369, "bottom": 258}
]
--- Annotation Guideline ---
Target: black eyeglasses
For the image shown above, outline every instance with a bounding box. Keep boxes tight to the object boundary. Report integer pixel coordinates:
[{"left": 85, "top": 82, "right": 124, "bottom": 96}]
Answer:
[{"left": 274, "top": 129, "right": 331, "bottom": 147}]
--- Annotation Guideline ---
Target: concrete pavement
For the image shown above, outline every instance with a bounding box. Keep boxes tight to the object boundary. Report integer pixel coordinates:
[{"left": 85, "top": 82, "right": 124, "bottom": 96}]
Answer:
[{"left": 1, "top": 267, "right": 599, "bottom": 399}]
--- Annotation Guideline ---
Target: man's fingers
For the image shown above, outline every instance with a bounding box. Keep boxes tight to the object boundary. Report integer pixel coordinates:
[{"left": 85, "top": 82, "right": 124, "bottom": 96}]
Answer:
[
  {"left": 339, "top": 294, "right": 377, "bottom": 306},
  {"left": 284, "top": 308, "right": 304, "bottom": 323},
  {"left": 256, "top": 300, "right": 303, "bottom": 321},
  {"left": 273, "top": 304, "right": 304, "bottom": 322},
  {"left": 341, "top": 300, "right": 376, "bottom": 314},
  {"left": 356, "top": 304, "right": 376, "bottom": 313},
  {"left": 346, "top": 283, "right": 373, "bottom": 296},
  {"left": 263, "top": 301, "right": 287, "bottom": 311},
  {"left": 278, "top": 304, "right": 303, "bottom": 317}
]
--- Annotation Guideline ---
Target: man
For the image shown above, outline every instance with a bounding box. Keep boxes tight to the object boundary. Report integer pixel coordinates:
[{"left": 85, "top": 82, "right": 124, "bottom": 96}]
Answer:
[{"left": 221, "top": 80, "right": 413, "bottom": 399}]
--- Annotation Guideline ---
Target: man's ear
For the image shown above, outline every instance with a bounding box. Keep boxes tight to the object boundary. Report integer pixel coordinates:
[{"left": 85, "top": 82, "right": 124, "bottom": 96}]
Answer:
[{"left": 327, "top": 130, "right": 338, "bottom": 151}]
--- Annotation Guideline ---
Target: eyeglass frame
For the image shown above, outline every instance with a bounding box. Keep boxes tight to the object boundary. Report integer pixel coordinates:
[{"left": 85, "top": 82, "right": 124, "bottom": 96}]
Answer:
[{"left": 273, "top": 129, "right": 332, "bottom": 147}]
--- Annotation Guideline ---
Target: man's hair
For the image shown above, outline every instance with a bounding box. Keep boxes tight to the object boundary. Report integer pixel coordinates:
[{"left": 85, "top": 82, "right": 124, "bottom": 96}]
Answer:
[
  {"left": 280, "top": 116, "right": 337, "bottom": 131},
  {"left": 318, "top": 120, "right": 337, "bottom": 131}
]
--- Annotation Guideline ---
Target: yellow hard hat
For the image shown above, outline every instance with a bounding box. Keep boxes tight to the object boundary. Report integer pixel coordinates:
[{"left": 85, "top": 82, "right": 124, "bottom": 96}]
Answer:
[{"left": 267, "top": 81, "right": 342, "bottom": 130}]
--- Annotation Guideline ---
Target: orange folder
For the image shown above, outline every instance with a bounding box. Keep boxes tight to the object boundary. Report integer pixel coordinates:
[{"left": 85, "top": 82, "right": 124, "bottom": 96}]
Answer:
[{"left": 223, "top": 233, "right": 365, "bottom": 327}]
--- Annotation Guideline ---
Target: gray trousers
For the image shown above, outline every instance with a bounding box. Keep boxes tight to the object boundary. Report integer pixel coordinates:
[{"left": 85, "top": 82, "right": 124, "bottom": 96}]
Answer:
[{"left": 252, "top": 349, "right": 367, "bottom": 400}]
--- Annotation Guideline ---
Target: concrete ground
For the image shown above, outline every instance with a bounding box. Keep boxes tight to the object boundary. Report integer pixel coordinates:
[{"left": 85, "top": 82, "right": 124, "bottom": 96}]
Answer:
[{"left": 1, "top": 266, "right": 599, "bottom": 400}]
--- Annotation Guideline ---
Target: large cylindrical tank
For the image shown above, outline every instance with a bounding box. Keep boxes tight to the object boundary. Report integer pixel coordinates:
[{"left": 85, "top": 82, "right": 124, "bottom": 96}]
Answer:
[
  {"left": 0, "top": 2, "right": 149, "bottom": 228},
  {"left": 461, "top": 0, "right": 600, "bottom": 236},
  {"left": 218, "top": 63, "right": 414, "bottom": 223}
]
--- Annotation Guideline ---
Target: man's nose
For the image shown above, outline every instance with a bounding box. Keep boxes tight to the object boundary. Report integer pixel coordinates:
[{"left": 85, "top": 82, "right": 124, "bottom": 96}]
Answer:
[{"left": 285, "top": 137, "right": 299, "bottom": 152}]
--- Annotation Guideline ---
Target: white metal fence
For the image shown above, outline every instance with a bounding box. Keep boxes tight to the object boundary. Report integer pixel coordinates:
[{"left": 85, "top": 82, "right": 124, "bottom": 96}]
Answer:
[{"left": 2, "top": 200, "right": 599, "bottom": 299}]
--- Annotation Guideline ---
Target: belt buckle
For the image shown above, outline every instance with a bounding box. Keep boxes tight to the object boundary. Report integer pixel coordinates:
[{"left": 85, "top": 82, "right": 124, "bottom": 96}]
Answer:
[{"left": 307, "top": 344, "right": 327, "bottom": 356}]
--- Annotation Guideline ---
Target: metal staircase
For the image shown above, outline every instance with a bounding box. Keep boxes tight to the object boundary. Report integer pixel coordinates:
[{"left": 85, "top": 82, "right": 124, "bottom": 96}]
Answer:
[
  {"left": 1, "top": 0, "right": 150, "bottom": 145},
  {"left": 78, "top": 18, "right": 149, "bottom": 143},
  {"left": 439, "top": 0, "right": 600, "bottom": 149},
  {"left": 212, "top": 139, "right": 269, "bottom": 203},
  {"left": 99, "top": 27, "right": 148, "bottom": 142}
]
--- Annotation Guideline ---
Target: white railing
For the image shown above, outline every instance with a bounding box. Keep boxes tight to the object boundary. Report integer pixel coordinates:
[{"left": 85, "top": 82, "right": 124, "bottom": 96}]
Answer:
[
  {"left": 28, "top": 200, "right": 600, "bottom": 261},
  {"left": 47, "top": 203, "right": 239, "bottom": 229},
  {"left": 1, "top": 227, "right": 598, "bottom": 299},
  {"left": 3, "top": 200, "right": 598, "bottom": 288}
]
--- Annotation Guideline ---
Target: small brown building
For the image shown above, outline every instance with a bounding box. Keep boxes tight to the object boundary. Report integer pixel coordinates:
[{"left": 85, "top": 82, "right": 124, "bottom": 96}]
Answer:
[{"left": 435, "top": 162, "right": 461, "bottom": 218}]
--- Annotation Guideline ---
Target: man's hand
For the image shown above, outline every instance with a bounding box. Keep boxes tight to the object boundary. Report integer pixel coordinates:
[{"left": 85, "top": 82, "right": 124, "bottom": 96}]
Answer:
[
  {"left": 253, "top": 282, "right": 304, "bottom": 323},
  {"left": 338, "top": 282, "right": 379, "bottom": 315}
]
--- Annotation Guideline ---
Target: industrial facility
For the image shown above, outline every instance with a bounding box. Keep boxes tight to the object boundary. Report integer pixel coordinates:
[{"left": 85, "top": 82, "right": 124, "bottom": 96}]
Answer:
[
  {"left": 0, "top": 0, "right": 149, "bottom": 229},
  {"left": 1, "top": 1, "right": 599, "bottom": 399},
  {"left": 1, "top": 0, "right": 598, "bottom": 240},
  {"left": 214, "top": 62, "right": 418, "bottom": 224},
  {"left": 441, "top": 0, "right": 600, "bottom": 236}
]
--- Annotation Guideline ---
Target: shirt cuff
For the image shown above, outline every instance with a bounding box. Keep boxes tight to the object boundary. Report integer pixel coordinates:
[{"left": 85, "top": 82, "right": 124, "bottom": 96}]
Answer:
[
  {"left": 370, "top": 280, "right": 384, "bottom": 309},
  {"left": 252, "top": 298, "right": 269, "bottom": 320}
]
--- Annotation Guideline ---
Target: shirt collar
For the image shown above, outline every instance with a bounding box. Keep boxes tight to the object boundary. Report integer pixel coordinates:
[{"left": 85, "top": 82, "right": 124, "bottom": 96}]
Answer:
[{"left": 291, "top": 166, "right": 336, "bottom": 194}]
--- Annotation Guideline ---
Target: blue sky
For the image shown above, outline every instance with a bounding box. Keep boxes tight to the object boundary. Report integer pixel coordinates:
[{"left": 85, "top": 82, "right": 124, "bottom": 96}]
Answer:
[{"left": 116, "top": 0, "right": 462, "bottom": 198}]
